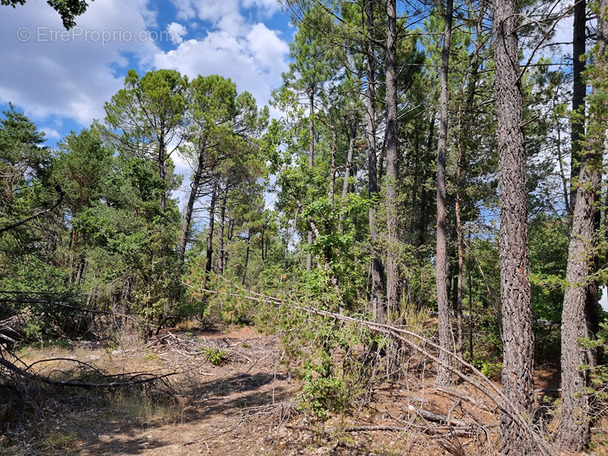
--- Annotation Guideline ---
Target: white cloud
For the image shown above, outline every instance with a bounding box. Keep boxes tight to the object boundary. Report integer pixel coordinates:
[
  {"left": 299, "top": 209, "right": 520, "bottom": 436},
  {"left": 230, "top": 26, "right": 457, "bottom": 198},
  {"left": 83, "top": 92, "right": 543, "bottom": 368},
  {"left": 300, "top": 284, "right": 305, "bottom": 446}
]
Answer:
[
  {"left": 41, "top": 127, "right": 61, "bottom": 140},
  {"left": 242, "top": 0, "right": 280, "bottom": 16},
  {"left": 170, "top": 0, "right": 198, "bottom": 21},
  {"left": 0, "top": 0, "right": 161, "bottom": 125},
  {"left": 153, "top": 23, "right": 289, "bottom": 107},
  {"left": 246, "top": 23, "right": 289, "bottom": 75},
  {"left": 169, "top": 0, "right": 249, "bottom": 35},
  {"left": 167, "top": 22, "right": 188, "bottom": 44},
  {"left": 0, "top": 0, "right": 289, "bottom": 133}
]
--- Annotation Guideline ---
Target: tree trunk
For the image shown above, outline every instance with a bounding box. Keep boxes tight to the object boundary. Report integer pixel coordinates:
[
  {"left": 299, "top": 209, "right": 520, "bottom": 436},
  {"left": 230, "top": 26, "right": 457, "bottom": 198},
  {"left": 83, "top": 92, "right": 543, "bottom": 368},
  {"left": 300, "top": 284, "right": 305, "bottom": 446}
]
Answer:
[
  {"left": 559, "top": 1, "right": 607, "bottom": 450},
  {"left": 329, "top": 123, "right": 337, "bottom": 210},
  {"left": 454, "top": 121, "right": 464, "bottom": 357},
  {"left": 365, "top": 0, "right": 385, "bottom": 320},
  {"left": 570, "top": 0, "right": 586, "bottom": 216},
  {"left": 493, "top": 2, "right": 534, "bottom": 454},
  {"left": 436, "top": 0, "right": 454, "bottom": 388},
  {"left": 342, "top": 122, "right": 356, "bottom": 202},
  {"left": 158, "top": 134, "right": 167, "bottom": 211},
  {"left": 179, "top": 151, "right": 205, "bottom": 260},
  {"left": 241, "top": 228, "right": 251, "bottom": 286},
  {"left": 261, "top": 224, "right": 267, "bottom": 262},
  {"left": 306, "top": 89, "right": 315, "bottom": 272},
  {"left": 205, "top": 180, "right": 219, "bottom": 278},
  {"left": 455, "top": 0, "right": 485, "bottom": 357},
  {"left": 218, "top": 184, "right": 228, "bottom": 274},
  {"left": 559, "top": 148, "right": 600, "bottom": 452},
  {"left": 385, "top": 0, "right": 400, "bottom": 317}
]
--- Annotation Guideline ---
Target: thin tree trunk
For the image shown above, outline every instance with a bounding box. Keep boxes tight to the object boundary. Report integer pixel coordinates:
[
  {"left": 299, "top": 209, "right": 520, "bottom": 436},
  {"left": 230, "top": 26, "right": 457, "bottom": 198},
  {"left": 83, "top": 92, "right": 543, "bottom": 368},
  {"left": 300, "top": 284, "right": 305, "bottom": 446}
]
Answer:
[
  {"left": 69, "top": 228, "right": 80, "bottom": 284},
  {"left": 342, "top": 122, "right": 356, "bottom": 202},
  {"left": 570, "top": 0, "right": 587, "bottom": 216},
  {"left": 218, "top": 184, "right": 228, "bottom": 274},
  {"left": 455, "top": 0, "right": 485, "bottom": 357},
  {"left": 556, "top": 117, "right": 570, "bottom": 213},
  {"left": 158, "top": 135, "right": 167, "bottom": 211},
  {"left": 179, "top": 151, "right": 205, "bottom": 260},
  {"left": 468, "top": 229, "right": 474, "bottom": 359},
  {"left": 205, "top": 180, "right": 219, "bottom": 278},
  {"left": 455, "top": 113, "right": 464, "bottom": 357},
  {"left": 385, "top": 0, "right": 400, "bottom": 317},
  {"left": 436, "top": 0, "right": 454, "bottom": 388},
  {"left": 418, "top": 115, "right": 435, "bottom": 247},
  {"left": 559, "top": 1, "right": 607, "bottom": 450},
  {"left": 365, "top": 0, "right": 385, "bottom": 320},
  {"left": 306, "top": 89, "right": 315, "bottom": 272},
  {"left": 241, "top": 228, "right": 251, "bottom": 286},
  {"left": 261, "top": 224, "right": 267, "bottom": 262},
  {"left": 329, "top": 123, "right": 337, "bottom": 210},
  {"left": 493, "top": 2, "right": 534, "bottom": 454}
]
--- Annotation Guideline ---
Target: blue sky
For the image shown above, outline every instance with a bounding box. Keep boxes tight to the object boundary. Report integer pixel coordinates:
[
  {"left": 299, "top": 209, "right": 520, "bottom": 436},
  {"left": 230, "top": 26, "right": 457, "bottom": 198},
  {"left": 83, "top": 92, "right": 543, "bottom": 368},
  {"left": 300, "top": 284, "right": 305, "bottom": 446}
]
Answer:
[{"left": 0, "top": 0, "right": 293, "bottom": 145}]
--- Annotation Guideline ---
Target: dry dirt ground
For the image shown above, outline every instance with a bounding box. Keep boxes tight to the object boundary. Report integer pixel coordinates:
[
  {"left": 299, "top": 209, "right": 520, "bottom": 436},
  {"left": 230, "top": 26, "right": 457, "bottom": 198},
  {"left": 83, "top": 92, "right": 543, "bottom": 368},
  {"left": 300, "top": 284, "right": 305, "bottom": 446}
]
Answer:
[{"left": 1, "top": 326, "right": 606, "bottom": 456}]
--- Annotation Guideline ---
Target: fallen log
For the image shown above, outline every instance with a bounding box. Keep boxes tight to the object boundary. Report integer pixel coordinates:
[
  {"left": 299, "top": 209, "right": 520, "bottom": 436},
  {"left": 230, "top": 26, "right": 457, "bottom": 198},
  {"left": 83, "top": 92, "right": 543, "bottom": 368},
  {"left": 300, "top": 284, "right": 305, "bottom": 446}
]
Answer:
[{"left": 407, "top": 404, "right": 470, "bottom": 428}]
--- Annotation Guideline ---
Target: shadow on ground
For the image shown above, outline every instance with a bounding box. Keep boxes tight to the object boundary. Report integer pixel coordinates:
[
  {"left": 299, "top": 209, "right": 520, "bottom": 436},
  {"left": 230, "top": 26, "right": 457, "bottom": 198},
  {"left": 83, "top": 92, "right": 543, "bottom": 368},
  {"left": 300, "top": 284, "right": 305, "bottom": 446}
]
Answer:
[{"left": 73, "top": 372, "right": 291, "bottom": 455}]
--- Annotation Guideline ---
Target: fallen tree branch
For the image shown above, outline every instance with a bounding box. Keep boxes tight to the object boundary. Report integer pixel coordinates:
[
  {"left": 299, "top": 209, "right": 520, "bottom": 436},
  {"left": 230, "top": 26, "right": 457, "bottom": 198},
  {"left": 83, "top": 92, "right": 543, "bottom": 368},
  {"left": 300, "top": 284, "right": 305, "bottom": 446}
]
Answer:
[
  {"left": 0, "top": 355, "right": 176, "bottom": 389},
  {"left": 185, "top": 278, "right": 558, "bottom": 456},
  {"left": 407, "top": 404, "right": 470, "bottom": 428}
]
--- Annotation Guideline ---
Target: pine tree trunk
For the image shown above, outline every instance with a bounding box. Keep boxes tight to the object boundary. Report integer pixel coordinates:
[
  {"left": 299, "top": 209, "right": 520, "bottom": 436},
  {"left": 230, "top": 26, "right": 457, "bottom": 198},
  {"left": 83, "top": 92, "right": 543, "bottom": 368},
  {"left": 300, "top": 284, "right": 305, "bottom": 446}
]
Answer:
[
  {"left": 365, "top": 0, "right": 385, "bottom": 320},
  {"left": 455, "top": 130, "right": 464, "bottom": 356},
  {"left": 455, "top": 0, "right": 485, "bottom": 357},
  {"left": 329, "top": 124, "right": 337, "bottom": 210},
  {"left": 205, "top": 181, "right": 219, "bottom": 277},
  {"left": 218, "top": 184, "right": 228, "bottom": 274},
  {"left": 569, "top": 0, "right": 586, "bottom": 216},
  {"left": 385, "top": 0, "right": 400, "bottom": 317},
  {"left": 179, "top": 151, "right": 205, "bottom": 260},
  {"left": 560, "top": 169, "right": 598, "bottom": 450},
  {"left": 493, "top": 2, "right": 534, "bottom": 453},
  {"left": 436, "top": 0, "right": 454, "bottom": 388},
  {"left": 306, "top": 89, "right": 315, "bottom": 272},
  {"left": 559, "top": 1, "right": 607, "bottom": 450},
  {"left": 158, "top": 135, "right": 167, "bottom": 211},
  {"left": 342, "top": 122, "right": 356, "bottom": 202},
  {"left": 241, "top": 228, "right": 251, "bottom": 286}
]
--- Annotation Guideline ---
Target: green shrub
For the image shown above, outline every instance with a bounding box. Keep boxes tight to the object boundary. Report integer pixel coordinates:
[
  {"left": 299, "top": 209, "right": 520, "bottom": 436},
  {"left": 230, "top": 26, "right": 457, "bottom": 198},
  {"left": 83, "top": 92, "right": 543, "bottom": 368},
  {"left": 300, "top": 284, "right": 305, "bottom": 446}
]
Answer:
[{"left": 204, "top": 347, "right": 226, "bottom": 366}]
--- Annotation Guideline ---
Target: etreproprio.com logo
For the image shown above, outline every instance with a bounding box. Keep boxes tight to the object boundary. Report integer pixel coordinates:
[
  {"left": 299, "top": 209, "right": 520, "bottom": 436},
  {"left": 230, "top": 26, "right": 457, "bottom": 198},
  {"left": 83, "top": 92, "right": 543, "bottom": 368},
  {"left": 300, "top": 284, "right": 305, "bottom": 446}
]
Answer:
[{"left": 17, "top": 26, "right": 176, "bottom": 45}]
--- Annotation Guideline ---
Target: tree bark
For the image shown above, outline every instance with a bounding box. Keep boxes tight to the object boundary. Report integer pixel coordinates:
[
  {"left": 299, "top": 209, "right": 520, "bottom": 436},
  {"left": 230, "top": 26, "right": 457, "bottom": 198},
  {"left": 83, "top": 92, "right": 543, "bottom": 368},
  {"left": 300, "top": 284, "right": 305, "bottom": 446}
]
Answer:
[
  {"left": 342, "top": 121, "right": 356, "bottom": 202},
  {"left": 436, "top": 0, "right": 454, "bottom": 388},
  {"left": 559, "top": 163, "right": 599, "bottom": 451},
  {"left": 365, "top": 0, "right": 385, "bottom": 320},
  {"left": 329, "top": 123, "right": 337, "bottom": 210},
  {"left": 493, "top": 2, "right": 534, "bottom": 454},
  {"left": 559, "top": 1, "right": 607, "bottom": 450},
  {"left": 454, "top": 125, "right": 464, "bottom": 357},
  {"left": 385, "top": 0, "right": 400, "bottom": 317},
  {"left": 205, "top": 180, "right": 219, "bottom": 278},
  {"left": 569, "top": 0, "right": 587, "bottom": 216},
  {"left": 241, "top": 228, "right": 251, "bottom": 286},
  {"left": 179, "top": 150, "right": 205, "bottom": 260},
  {"left": 218, "top": 184, "right": 228, "bottom": 274},
  {"left": 306, "top": 89, "right": 315, "bottom": 272},
  {"left": 158, "top": 133, "right": 167, "bottom": 211}
]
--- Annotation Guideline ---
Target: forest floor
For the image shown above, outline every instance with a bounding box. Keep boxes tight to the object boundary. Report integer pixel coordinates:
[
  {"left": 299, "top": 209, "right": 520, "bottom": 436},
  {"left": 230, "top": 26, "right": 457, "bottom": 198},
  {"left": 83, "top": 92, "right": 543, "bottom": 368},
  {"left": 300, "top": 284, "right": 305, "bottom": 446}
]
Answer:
[{"left": 1, "top": 325, "right": 606, "bottom": 456}]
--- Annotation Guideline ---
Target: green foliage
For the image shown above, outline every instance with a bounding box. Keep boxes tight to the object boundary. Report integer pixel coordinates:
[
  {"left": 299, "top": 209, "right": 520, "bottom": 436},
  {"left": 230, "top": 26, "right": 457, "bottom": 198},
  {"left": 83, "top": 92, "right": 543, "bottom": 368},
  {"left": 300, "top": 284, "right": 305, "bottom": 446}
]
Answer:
[
  {"left": 204, "top": 347, "right": 227, "bottom": 366},
  {"left": 580, "top": 322, "right": 608, "bottom": 402},
  {"left": 2, "top": 0, "right": 89, "bottom": 29},
  {"left": 300, "top": 374, "right": 350, "bottom": 419},
  {"left": 472, "top": 358, "right": 503, "bottom": 380}
]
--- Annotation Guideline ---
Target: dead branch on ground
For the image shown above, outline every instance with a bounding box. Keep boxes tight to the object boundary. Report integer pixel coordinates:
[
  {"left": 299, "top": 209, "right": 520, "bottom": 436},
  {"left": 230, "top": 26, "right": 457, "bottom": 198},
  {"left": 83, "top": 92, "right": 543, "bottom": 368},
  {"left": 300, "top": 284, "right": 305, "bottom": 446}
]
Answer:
[{"left": 185, "top": 278, "right": 558, "bottom": 456}]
